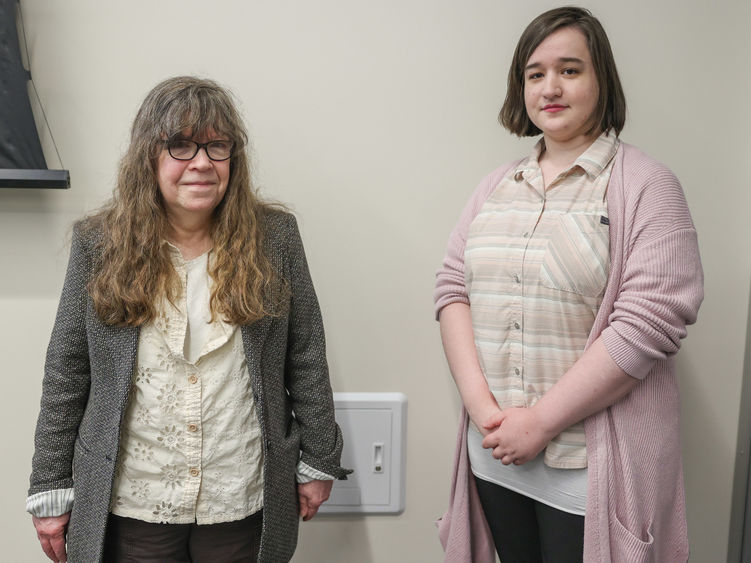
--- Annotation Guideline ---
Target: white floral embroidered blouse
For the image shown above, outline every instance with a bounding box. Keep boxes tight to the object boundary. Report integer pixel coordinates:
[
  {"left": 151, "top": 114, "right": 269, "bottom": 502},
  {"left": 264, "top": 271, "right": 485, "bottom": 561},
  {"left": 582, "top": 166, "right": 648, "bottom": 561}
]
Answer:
[{"left": 110, "top": 248, "right": 265, "bottom": 524}]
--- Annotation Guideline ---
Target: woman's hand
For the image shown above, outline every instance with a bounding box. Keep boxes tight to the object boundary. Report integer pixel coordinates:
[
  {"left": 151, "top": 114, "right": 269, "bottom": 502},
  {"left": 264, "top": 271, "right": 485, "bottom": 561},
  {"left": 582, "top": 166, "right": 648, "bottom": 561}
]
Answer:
[
  {"left": 298, "top": 479, "right": 333, "bottom": 521},
  {"left": 32, "top": 513, "right": 70, "bottom": 562},
  {"left": 481, "top": 407, "right": 554, "bottom": 465},
  {"left": 480, "top": 339, "right": 640, "bottom": 466},
  {"left": 473, "top": 404, "right": 504, "bottom": 437}
]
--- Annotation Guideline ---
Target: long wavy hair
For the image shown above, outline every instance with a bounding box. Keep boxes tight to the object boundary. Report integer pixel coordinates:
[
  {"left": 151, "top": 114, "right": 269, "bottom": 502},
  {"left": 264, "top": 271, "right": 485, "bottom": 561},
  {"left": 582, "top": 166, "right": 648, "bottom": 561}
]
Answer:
[{"left": 83, "top": 76, "right": 287, "bottom": 327}]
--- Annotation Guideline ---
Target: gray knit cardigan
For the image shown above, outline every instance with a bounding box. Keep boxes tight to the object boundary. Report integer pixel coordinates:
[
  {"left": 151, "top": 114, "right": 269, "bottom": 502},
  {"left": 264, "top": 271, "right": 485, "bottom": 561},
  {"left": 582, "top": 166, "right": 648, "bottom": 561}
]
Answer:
[{"left": 29, "top": 209, "right": 349, "bottom": 562}]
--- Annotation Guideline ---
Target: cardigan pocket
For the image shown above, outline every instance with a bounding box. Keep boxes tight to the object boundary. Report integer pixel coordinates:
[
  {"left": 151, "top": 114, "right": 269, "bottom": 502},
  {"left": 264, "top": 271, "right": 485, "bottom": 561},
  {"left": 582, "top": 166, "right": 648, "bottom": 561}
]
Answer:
[
  {"left": 72, "top": 434, "right": 115, "bottom": 475},
  {"left": 609, "top": 514, "right": 655, "bottom": 563},
  {"left": 539, "top": 213, "right": 610, "bottom": 298}
]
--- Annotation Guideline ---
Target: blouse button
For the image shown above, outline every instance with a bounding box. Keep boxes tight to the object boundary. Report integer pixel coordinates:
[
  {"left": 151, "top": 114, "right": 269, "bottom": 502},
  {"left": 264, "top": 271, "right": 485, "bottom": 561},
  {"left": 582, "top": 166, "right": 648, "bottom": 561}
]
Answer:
[
  {"left": 190, "top": 468, "right": 200, "bottom": 477},
  {"left": 188, "top": 374, "right": 198, "bottom": 384},
  {"left": 514, "top": 321, "right": 521, "bottom": 330},
  {"left": 514, "top": 367, "right": 521, "bottom": 376},
  {"left": 188, "top": 423, "right": 198, "bottom": 432},
  {"left": 514, "top": 274, "right": 521, "bottom": 283}
]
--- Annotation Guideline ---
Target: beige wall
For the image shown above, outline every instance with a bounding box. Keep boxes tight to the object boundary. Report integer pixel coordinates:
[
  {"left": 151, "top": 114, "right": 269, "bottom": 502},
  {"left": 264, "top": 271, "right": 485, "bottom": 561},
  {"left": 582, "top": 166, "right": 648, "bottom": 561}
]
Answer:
[{"left": 2, "top": 1, "right": 749, "bottom": 560}]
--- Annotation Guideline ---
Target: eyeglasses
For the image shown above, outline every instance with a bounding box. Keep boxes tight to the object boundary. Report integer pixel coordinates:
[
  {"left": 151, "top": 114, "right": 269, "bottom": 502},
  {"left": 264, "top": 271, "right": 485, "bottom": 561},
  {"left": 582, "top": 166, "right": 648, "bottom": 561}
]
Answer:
[{"left": 165, "top": 139, "right": 234, "bottom": 161}]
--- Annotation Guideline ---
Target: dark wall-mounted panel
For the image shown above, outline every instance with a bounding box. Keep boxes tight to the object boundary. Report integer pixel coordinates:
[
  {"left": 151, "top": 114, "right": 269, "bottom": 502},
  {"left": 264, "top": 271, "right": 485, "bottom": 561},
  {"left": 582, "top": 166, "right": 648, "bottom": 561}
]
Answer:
[
  {"left": 0, "top": 0, "right": 46, "bottom": 169},
  {"left": 0, "top": 0, "right": 70, "bottom": 189},
  {"left": 0, "top": 168, "right": 70, "bottom": 189}
]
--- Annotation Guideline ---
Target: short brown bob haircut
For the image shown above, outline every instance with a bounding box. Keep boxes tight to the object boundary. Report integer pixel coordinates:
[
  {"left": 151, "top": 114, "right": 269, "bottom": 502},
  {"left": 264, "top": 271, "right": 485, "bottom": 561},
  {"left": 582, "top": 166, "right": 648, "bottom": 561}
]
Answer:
[{"left": 499, "top": 6, "right": 626, "bottom": 138}]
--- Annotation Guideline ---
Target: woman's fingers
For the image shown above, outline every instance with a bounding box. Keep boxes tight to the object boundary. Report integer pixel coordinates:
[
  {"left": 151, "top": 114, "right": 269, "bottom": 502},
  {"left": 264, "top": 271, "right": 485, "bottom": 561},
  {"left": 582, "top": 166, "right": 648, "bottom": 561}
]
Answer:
[
  {"left": 482, "top": 410, "right": 506, "bottom": 430},
  {"left": 38, "top": 532, "right": 67, "bottom": 562},
  {"left": 50, "top": 534, "right": 67, "bottom": 562},
  {"left": 33, "top": 513, "right": 70, "bottom": 562},
  {"left": 299, "top": 494, "right": 310, "bottom": 519},
  {"left": 298, "top": 480, "right": 333, "bottom": 522},
  {"left": 499, "top": 453, "right": 524, "bottom": 465},
  {"left": 39, "top": 538, "right": 57, "bottom": 562},
  {"left": 492, "top": 445, "right": 512, "bottom": 461}
]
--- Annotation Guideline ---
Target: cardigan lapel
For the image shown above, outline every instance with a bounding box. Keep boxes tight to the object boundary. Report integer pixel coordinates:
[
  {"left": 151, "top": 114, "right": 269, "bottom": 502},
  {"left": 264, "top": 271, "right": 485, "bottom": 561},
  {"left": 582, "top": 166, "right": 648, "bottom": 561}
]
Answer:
[
  {"left": 241, "top": 317, "right": 273, "bottom": 386},
  {"left": 97, "top": 321, "right": 140, "bottom": 390}
]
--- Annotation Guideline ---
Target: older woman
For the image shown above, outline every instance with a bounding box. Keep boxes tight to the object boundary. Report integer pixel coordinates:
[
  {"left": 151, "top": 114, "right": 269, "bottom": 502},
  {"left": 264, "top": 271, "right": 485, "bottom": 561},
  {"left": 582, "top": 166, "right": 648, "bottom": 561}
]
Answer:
[
  {"left": 435, "top": 7, "right": 702, "bottom": 563},
  {"left": 27, "top": 76, "right": 348, "bottom": 562}
]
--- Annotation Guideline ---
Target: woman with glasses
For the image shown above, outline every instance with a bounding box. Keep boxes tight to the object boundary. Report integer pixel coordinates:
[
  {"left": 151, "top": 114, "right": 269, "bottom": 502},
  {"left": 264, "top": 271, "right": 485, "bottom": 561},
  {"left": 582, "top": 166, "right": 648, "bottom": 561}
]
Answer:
[
  {"left": 27, "top": 76, "right": 348, "bottom": 562},
  {"left": 435, "top": 7, "right": 702, "bottom": 562}
]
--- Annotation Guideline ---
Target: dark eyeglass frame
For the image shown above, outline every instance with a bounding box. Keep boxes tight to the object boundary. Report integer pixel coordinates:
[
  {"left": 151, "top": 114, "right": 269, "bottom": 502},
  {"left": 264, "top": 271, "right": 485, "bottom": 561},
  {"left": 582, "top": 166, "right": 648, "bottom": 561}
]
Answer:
[{"left": 164, "top": 139, "right": 234, "bottom": 162}]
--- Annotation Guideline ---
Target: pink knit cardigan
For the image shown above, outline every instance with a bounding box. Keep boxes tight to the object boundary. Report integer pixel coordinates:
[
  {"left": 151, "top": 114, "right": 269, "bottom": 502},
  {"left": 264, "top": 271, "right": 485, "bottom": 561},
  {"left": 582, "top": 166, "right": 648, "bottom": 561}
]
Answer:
[{"left": 435, "top": 142, "right": 703, "bottom": 562}]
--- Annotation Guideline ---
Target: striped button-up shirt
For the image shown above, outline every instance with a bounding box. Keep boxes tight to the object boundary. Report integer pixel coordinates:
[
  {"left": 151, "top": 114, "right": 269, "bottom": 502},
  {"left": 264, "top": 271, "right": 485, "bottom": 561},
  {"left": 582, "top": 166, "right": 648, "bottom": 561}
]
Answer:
[{"left": 466, "top": 132, "right": 618, "bottom": 468}]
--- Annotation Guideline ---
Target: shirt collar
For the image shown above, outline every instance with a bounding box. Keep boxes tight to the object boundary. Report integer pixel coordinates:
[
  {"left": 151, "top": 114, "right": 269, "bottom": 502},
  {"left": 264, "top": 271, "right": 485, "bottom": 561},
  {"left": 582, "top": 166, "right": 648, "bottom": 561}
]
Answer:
[
  {"left": 571, "top": 131, "right": 620, "bottom": 179},
  {"left": 513, "top": 131, "right": 620, "bottom": 182},
  {"left": 163, "top": 240, "right": 212, "bottom": 269}
]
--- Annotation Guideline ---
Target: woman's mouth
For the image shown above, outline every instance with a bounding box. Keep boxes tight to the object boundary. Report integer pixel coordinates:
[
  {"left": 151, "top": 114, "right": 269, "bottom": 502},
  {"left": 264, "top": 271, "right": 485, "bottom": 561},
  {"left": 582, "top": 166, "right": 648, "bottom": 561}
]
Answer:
[{"left": 542, "top": 104, "right": 567, "bottom": 113}]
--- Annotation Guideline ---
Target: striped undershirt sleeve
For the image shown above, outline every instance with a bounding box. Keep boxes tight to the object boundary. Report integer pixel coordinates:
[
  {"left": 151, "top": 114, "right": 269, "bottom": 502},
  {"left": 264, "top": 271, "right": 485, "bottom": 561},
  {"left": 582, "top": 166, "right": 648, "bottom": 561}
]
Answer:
[
  {"left": 26, "top": 488, "right": 74, "bottom": 518},
  {"left": 296, "top": 460, "right": 335, "bottom": 483}
]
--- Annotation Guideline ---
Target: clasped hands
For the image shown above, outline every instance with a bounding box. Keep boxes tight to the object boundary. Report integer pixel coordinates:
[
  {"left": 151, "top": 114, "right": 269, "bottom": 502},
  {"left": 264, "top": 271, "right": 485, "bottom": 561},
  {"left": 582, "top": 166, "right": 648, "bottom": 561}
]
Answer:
[{"left": 477, "top": 406, "right": 555, "bottom": 466}]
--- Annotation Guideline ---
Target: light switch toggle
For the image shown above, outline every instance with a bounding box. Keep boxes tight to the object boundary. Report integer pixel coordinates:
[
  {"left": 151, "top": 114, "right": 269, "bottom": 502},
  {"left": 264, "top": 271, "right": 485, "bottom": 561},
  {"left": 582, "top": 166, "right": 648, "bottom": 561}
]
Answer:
[{"left": 373, "top": 442, "right": 384, "bottom": 473}]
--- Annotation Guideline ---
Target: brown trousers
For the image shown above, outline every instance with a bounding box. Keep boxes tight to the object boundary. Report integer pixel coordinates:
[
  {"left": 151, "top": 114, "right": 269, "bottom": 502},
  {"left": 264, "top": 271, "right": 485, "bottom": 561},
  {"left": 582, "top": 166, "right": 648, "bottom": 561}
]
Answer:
[{"left": 103, "top": 511, "right": 262, "bottom": 562}]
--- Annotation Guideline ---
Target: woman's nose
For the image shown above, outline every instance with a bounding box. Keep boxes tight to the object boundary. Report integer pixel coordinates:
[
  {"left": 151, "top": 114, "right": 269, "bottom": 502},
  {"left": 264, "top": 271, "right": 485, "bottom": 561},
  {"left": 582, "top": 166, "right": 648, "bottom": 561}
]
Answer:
[
  {"left": 542, "top": 76, "right": 562, "bottom": 99},
  {"left": 188, "top": 146, "right": 212, "bottom": 168}
]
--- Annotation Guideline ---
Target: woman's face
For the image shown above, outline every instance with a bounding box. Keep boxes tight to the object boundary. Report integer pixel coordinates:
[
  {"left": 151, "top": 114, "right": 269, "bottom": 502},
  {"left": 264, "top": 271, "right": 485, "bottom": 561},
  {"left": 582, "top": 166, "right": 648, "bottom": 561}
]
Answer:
[
  {"left": 156, "top": 129, "right": 230, "bottom": 226},
  {"left": 523, "top": 26, "right": 600, "bottom": 145}
]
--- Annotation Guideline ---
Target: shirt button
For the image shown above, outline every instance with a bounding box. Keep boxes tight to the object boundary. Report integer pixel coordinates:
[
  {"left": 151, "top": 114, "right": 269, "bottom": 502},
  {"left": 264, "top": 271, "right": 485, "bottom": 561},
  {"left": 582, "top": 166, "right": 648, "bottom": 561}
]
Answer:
[
  {"left": 514, "top": 367, "right": 521, "bottom": 376},
  {"left": 514, "top": 321, "right": 521, "bottom": 329},
  {"left": 523, "top": 232, "right": 530, "bottom": 238},
  {"left": 514, "top": 274, "right": 521, "bottom": 283},
  {"left": 188, "top": 423, "right": 198, "bottom": 432},
  {"left": 190, "top": 468, "right": 200, "bottom": 477},
  {"left": 188, "top": 374, "right": 198, "bottom": 384}
]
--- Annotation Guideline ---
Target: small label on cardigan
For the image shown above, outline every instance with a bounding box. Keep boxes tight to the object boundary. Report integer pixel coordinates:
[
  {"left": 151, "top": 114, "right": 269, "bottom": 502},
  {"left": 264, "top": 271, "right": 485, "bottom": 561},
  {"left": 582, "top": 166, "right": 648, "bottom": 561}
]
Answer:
[{"left": 600, "top": 215, "right": 610, "bottom": 225}]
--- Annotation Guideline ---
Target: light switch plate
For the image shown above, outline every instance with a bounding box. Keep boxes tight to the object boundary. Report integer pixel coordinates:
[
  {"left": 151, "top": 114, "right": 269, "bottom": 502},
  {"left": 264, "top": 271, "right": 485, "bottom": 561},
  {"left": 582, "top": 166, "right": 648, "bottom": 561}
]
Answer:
[{"left": 319, "top": 392, "right": 407, "bottom": 514}]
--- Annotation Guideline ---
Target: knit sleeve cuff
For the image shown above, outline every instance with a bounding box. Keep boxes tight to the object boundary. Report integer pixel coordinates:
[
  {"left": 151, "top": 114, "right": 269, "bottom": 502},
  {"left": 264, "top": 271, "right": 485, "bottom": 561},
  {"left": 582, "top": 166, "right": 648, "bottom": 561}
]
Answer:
[
  {"left": 601, "top": 325, "right": 656, "bottom": 380},
  {"left": 26, "top": 488, "right": 74, "bottom": 518}
]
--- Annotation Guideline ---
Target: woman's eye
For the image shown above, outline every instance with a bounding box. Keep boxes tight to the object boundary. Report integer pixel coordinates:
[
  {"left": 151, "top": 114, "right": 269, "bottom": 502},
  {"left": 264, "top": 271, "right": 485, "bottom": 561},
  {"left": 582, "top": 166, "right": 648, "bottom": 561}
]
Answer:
[
  {"left": 211, "top": 141, "right": 231, "bottom": 151},
  {"left": 562, "top": 68, "right": 579, "bottom": 76},
  {"left": 171, "top": 140, "right": 193, "bottom": 150},
  {"left": 527, "top": 72, "right": 543, "bottom": 80}
]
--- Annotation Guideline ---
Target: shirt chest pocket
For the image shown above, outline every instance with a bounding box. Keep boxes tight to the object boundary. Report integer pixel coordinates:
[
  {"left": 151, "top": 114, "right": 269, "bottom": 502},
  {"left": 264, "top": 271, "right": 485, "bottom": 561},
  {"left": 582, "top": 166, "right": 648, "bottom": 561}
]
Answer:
[{"left": 539, "top": 213, "right": 610, "bottom": 298}]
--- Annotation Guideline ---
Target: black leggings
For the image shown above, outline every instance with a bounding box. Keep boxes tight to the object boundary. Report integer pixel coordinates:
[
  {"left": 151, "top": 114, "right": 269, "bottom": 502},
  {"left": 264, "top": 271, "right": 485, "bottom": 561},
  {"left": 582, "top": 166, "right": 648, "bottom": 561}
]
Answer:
[{"left": 474, "top": 477, "right": 584, "bottom": 563}]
